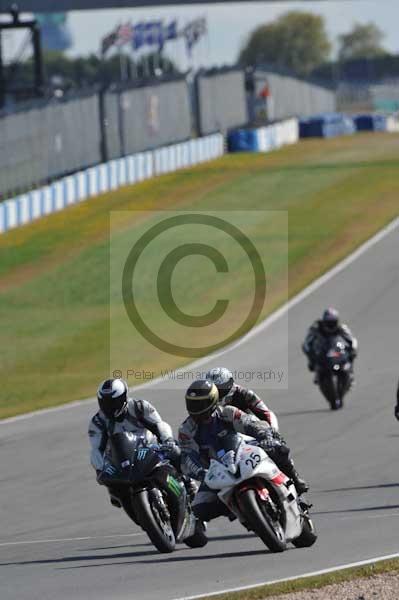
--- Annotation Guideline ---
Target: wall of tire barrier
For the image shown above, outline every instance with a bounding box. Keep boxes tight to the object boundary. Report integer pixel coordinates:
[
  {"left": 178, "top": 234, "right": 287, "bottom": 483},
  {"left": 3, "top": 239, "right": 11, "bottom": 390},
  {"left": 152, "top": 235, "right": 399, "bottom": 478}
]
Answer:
[
  {"left": 0, "top": 133, "right": 224, "bottom": 234},
  {"left": 228, "top": 118, "right": 299, "bottom": 152}
]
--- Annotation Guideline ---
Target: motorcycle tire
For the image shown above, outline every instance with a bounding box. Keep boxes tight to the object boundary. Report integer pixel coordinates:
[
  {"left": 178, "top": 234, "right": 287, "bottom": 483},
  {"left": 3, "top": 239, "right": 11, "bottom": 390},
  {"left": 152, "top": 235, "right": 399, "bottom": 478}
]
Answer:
[
  {"left": 320, "top": 376, "right": 340, "bottom": 410},
  {"left": 132, "top": 489, "right": 176, "bottom": 553},
  {"left": 238, "top": 489, "right": 286, "bottom": 553},
  {"left": 292, "top": 515, "right": 317, "bottom": 548}
]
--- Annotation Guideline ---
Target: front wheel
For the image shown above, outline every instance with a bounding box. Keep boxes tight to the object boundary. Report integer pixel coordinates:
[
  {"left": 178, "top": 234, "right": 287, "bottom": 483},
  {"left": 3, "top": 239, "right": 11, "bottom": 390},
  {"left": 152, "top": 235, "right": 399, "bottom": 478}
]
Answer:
[
  {"left": 238, "top": 489, "right": 286, "bottom": 553},
  {"left": 292, "top": 516, "right": 317, "bottom": 548},
  {"left": 132, "top": 489, "right": 176, "bottom": 553},
  {"left": 319, "top": 375, "right": 340, "bottom": 410}
]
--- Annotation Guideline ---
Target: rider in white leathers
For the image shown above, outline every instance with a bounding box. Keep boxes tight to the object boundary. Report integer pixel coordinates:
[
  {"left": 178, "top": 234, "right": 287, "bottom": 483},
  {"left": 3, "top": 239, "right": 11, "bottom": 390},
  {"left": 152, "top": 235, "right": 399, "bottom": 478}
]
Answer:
[{"left": 88, "top": 378, "right": 178, "bottom": 507}]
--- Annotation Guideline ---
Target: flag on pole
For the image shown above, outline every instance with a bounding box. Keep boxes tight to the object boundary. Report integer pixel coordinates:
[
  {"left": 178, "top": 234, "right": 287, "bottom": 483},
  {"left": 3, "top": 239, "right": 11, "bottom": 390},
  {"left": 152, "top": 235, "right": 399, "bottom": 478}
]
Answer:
[
  {"left": 101, "top": 29, "right": 118, "bottom": 55},
  {"left": 115, "top": 22, "right": 134, "bottom": 47},
  {"left": 182, "top": 17, "right": 207, "bottom": 56}
]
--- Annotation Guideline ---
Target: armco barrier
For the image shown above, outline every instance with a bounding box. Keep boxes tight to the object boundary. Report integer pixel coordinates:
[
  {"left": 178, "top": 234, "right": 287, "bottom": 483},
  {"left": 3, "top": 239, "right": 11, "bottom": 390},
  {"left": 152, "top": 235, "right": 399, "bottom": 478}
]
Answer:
[
  {"left": 227, "top": 119, "right": 299, "bottom": 153},
  {"left": 0, "top": 134, "right": 224, "bottom": 234}
]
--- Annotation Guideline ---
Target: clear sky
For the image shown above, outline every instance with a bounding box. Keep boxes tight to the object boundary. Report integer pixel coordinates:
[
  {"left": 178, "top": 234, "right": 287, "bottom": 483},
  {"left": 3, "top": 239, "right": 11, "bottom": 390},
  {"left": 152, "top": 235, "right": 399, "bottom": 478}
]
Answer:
[{"left": 3, "top": 1, "right": 399, "bottom": 69}]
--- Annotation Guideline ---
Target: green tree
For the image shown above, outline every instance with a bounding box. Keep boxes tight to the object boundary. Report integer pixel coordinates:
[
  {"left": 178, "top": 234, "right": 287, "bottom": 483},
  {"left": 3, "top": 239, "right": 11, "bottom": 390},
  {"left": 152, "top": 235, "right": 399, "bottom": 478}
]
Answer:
[
  {"left": 239, "top": 11, "right": 331, "bottom": 77},
  {"left": 338, "top": 23, "right": 387, "bottom": 61}
]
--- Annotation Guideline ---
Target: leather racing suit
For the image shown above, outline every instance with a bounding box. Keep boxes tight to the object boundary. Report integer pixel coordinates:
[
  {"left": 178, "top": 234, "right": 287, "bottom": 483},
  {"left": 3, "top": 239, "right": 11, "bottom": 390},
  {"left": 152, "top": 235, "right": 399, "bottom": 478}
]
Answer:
[
  {"left": 220, "top": 383, "right": 278, "bottom": 429},
  {"left": 302, "top": 320, "right": 358, "bottom": 377},
  {"left": 88, "top": 398, "right": 177, "bottom": 505},
  {"left": 178, "top": 405, "right": 306, "bottom": 522}
]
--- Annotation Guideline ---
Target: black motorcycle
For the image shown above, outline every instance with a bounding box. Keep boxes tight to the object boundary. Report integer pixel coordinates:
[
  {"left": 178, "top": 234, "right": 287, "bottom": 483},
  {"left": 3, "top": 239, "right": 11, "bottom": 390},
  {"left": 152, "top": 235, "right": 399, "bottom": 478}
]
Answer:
[
  {"left": 314, "top": 335, "right": 353, "bottom": 410},
  {"left": 101, "top": 432, "right": 207, "bottom": 553}
]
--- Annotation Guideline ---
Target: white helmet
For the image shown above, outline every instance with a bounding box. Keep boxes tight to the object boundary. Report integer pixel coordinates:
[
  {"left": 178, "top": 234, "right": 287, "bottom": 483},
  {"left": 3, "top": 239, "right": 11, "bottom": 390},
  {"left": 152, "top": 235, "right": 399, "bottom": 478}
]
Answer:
[
  {"left": 205, "top": 367, "right": 234, "bottom": 399},
  {"left": 97, "top": 378, "right": 128, "bottom": 420}
]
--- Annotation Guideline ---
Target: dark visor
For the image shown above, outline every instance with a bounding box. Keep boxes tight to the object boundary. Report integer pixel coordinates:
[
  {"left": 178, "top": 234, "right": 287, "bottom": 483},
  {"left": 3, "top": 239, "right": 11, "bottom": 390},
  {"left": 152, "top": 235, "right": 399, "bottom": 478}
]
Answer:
[{"left": 186, "top": 397, "right": 214, "bottom": 415}]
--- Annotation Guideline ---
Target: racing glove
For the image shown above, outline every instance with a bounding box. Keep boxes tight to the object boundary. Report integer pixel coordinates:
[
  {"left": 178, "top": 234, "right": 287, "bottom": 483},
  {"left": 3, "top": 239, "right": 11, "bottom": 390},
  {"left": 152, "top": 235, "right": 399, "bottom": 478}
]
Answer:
[{"left": 97, "top": 464, "right": 118, "bottom": 485}]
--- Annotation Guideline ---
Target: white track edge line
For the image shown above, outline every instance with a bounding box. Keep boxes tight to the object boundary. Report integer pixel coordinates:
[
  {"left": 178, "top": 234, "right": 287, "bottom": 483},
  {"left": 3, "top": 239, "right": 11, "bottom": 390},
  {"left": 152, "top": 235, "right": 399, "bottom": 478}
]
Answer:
[
  {"left": 0, "top": 532, "right": 145, "bottom": 548},
  {"left": 173, "top": 552, "right": 399, "bottom": 600},
  {"left": 2, "top": 214, "right": 399, "bottom": 427}
]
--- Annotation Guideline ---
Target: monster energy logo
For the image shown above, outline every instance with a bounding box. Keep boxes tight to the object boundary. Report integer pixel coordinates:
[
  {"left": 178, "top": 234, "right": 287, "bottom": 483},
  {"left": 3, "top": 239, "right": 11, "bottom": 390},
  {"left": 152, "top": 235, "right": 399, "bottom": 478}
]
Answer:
[
  {"left": 137, "top": 448, "right": 148, "bottom": 460},
  {"left": 167, "top": 475, "right": 182, "bottom": 497}
]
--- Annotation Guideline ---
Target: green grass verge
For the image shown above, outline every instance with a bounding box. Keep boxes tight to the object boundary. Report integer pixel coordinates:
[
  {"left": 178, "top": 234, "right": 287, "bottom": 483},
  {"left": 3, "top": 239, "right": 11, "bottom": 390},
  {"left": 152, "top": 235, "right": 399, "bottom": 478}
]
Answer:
[
  {"left": 195, "top": 557, "right": 399, "bottom": 600},
  {"left": 1, "top": 132, "right": 399, "bottom": 418}
]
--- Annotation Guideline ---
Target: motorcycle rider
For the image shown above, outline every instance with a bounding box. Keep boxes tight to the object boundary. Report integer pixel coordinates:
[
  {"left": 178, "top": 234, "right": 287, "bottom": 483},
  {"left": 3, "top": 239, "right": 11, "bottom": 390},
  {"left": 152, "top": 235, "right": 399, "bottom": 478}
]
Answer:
[
  {"left": 394, "top": 380, "right": 399, "bottom": 421},
  {"left": 179, "top": 379, "right": 310, "bottom": 523},
  {"left": 205, "top": 367, "right": 278, "bottom": 429},
  {"left": 88, "top": 378, "right": 180, "bottom": 508},
  {"left": 302, "top": 308, "right": 358, "bottom": 385}
]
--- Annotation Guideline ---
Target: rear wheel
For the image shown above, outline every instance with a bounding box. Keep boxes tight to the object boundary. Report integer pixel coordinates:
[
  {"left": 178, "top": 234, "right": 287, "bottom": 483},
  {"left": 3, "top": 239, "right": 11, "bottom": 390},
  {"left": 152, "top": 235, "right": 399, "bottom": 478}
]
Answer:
[
  {"left": 292, "top": 515, "right": 317, "bottom": 548},
  {"left": 132, "top": 489, "right": 176, "bottom": 553},
  {"left": 320, "top": 375, "right": 340, "bottom": 410},
  {"left": 238, "top": 489, "right": 286, "bottom": 553}
]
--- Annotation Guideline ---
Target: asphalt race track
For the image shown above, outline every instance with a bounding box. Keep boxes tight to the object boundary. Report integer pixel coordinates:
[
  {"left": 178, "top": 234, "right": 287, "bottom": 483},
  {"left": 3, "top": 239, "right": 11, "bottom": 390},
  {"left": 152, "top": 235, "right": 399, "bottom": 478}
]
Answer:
[{"left": 1, "top": 220, "right": 399, "bottom": 600}]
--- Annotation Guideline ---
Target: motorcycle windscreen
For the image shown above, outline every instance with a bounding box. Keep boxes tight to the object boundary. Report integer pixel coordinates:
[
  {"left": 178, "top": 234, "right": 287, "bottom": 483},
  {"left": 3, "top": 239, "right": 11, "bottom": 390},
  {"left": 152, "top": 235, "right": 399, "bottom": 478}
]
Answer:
[
  {"left": 130, "top": 447, "right": 163, "bottom": 482},
  {"left": 109, "top": 432, "right": 143, "bottom": 468}
]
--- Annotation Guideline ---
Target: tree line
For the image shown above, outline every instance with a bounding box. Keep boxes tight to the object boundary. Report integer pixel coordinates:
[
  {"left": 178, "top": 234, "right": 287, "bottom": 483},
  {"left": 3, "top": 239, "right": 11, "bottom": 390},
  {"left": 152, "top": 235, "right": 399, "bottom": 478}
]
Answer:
[
  {"left": 239, "top": 12, "right": 395, "bottom": 81},
  {"left": 3, "top": 12, "right": 397, "bottom": 98}
]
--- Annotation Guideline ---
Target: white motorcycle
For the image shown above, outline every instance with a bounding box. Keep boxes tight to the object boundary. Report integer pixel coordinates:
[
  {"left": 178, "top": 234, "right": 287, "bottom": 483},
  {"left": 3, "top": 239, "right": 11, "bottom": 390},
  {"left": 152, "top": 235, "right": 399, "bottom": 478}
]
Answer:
[{"left": 204, "top": 434, "right": 317, "bottom": 553}]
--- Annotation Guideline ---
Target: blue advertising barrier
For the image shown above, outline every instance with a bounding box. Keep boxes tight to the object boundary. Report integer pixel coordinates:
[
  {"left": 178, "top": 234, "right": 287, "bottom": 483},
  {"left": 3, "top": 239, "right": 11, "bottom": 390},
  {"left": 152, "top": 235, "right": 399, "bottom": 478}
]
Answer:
[
  {"left": 354, "top": 114, "right": 387, "bottom": 132},
  {"left": 299, "top": 113, "right": 355, "bottom": 138},
  {"left": 227, "top": 119, "right": 299, "bottom": 153}
]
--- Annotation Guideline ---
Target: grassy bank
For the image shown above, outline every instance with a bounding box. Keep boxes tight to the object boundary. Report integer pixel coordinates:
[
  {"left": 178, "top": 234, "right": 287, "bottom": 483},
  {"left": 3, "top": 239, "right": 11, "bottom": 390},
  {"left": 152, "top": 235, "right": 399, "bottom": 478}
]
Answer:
[
  {"left": 194, "top": 557, "right": 399, "bottom": 600},
  {"left": 1, "top": 132, "right": 399, "bottom": 418}
]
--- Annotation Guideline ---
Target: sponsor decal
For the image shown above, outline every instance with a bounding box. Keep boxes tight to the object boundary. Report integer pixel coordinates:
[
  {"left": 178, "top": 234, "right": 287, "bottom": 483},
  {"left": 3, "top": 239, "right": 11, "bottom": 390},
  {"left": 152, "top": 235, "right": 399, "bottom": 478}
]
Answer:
[
  {"left": 137, "top": 448, "right": 148, "bottom": 460},
  {"left": 271, "top": 472, "right": 287, "bottom": 485},
  {"left": 167, "top": 475, "right": 182, "bottom": 497}
]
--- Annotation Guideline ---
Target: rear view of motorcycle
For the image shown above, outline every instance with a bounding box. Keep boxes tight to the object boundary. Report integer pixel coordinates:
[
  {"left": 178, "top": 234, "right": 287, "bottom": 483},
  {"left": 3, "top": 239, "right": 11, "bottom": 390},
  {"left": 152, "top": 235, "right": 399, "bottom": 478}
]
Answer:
[
  {"left": 313, "top": 335, "right": 353, "bottom": 410},
  {"left": 101, "top": 432, "right": 207, "bottom": 553},
  {"left": 205, "top": 433, "right": 317, "bottom": 553}
]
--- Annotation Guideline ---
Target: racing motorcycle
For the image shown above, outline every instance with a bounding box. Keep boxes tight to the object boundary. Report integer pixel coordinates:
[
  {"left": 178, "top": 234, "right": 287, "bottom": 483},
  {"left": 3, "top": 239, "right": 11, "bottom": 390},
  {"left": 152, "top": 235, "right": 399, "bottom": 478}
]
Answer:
[
  {"left": 101, "top": 432, "right": 207, "bottom": 553},
  {"left": 205, "top": 433, "right": 317, "bottom": 553},
  {"left": 314, "top": 335, "right": 353, "bottom": 410}
]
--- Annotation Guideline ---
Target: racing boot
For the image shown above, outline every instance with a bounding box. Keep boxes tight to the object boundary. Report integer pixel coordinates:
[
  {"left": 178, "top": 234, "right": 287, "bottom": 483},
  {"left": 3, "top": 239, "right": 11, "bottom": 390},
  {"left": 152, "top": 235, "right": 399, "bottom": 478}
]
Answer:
[
  {"left": 184, "top": 519, "right": 208, "bottom": 548},
  {"left": 108, "top": 489, "right": 122, "bottom": 508},
  {"left": 272, "top": 450, "right": 309, "bottom": 495},
  {"left": 290, "top": 470, "right": 309, "bottom": 496},
  {"left": 284, "top": 461, "right": 309, "bottom": 495},
  {"left": 183, "top": 476, "right": 198, "bottom": 502}
]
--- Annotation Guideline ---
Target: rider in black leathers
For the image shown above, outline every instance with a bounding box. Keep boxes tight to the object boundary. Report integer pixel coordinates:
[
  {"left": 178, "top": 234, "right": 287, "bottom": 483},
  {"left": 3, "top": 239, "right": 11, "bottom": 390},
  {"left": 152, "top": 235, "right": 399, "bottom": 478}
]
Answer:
[
  {"left": 179, "top": 380, "right": 311, "bottom": 523},
  {"left": 302, "top": 308, "right": 358, "bottom": 384},
  {"left": 394, "top": 380, "right": 399, "bottom": 421}
]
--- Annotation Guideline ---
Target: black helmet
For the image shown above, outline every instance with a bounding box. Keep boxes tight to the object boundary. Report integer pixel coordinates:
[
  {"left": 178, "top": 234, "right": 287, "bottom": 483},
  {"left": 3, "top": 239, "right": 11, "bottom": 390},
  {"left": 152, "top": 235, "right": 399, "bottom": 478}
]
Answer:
[
  {"left": 321, "top": 308, "right": 340, "bottom": 334},
  {"left": 97, "top": 378, "right": 128, "bottom": 420},
  {"left": 205, "top": 367, "right": 234, "bottom": 399},
  {"left": 185, "top": 379, "right": 219, "bottom": 421}
]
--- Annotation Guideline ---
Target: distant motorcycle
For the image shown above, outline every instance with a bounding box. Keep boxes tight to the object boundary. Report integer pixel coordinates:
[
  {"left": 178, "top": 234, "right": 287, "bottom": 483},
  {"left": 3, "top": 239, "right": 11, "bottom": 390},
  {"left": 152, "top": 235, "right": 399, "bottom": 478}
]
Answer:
[
  {"left": 314, "top": 335, "right": 353, "bottom": 410},
  {"left": 205, "top": 433, "right": 317, "bottom": 553},
  {"left": 102, "top": 432, "right": 206, "bottom": 553}
]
